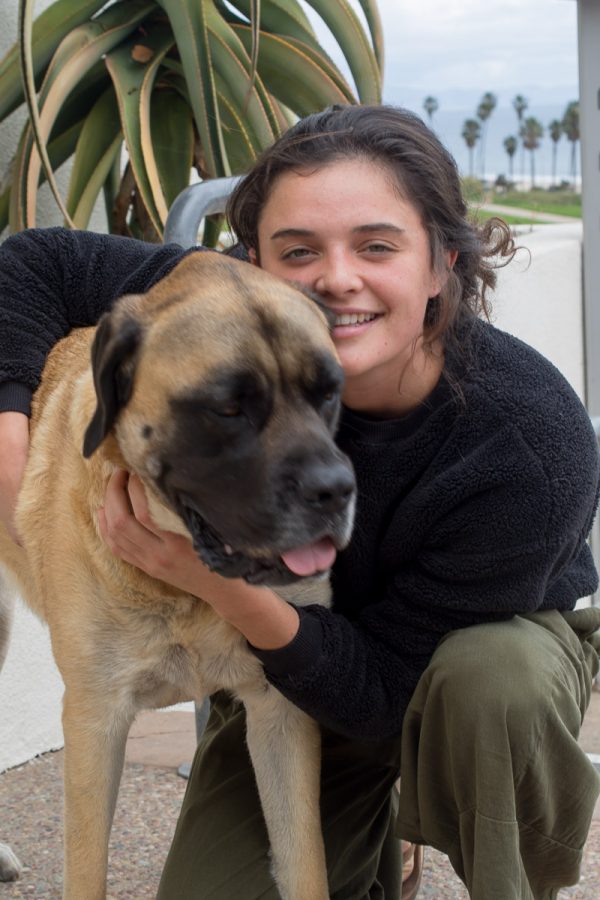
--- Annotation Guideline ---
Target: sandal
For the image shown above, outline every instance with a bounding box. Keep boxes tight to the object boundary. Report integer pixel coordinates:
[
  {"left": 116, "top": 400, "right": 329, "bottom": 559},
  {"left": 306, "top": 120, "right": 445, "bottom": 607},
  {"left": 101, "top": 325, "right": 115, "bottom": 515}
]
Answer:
[{"left": 401, "top": 841, "right": 424, "bottom": 900}]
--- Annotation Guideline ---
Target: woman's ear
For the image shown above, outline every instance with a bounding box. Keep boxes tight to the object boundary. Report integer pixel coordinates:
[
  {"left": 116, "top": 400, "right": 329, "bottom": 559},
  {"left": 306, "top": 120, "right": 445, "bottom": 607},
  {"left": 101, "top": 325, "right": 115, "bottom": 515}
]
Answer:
[
  {"left": 429, "top": 249, "right": 459, "bottom": 297},
  {"left": 248, "top": 248, "right": 259, "bottom": 266}
]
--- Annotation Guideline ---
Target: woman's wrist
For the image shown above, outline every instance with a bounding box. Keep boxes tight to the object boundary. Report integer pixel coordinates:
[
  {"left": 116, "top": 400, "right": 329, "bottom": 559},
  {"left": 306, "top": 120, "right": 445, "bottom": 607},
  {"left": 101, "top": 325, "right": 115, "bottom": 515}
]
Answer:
[{"left": 200, "top": 575, "right": 301, "bottom": 650}]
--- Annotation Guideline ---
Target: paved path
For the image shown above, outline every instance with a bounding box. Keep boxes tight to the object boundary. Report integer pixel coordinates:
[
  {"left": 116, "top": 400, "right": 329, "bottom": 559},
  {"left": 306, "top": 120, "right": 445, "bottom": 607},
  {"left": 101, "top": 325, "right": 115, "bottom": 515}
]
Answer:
[
  {"left": 1, "top": 693, "right": 598, "bottom": 897},
  {"left": 481, "top": 202, "right": 580, "bottom": 223}
]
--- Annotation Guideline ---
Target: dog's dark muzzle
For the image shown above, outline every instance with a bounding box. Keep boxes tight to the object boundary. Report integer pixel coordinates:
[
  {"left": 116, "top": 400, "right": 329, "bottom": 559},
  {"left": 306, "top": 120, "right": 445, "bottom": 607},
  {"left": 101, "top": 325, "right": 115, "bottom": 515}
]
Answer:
[
  {"left": 173, "top": 452, "right": 356, "bottom": 587},
  {"left": 286, "top": 458, "right": 355, "bottom": 517}
]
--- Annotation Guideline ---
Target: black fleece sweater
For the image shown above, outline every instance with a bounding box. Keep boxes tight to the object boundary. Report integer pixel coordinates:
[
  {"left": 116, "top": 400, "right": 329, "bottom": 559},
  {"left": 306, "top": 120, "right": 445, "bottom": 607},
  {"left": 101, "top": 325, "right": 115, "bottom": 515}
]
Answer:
[{"left": 1, "top": 227, "right": 598, "bottom": 740}]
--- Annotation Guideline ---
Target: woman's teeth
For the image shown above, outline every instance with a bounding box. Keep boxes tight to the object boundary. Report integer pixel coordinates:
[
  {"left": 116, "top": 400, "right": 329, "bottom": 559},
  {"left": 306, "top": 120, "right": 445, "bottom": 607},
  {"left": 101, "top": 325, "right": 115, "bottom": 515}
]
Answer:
[{"left": 335, "top": 312, "right": 377, "bottom": 326}]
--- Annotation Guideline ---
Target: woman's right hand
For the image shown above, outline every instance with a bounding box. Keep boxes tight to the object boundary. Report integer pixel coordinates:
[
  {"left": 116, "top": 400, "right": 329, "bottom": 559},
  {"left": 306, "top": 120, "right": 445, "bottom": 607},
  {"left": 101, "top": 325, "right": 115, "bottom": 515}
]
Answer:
[{"left": 0, "top": 412, "right": 29, "bottom": 545}]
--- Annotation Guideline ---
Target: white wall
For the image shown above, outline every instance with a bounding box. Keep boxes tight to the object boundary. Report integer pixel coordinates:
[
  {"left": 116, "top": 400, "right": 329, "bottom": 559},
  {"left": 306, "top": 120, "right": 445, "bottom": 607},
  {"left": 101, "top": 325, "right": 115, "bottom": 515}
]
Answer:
[
  {"left": 0, "top": 1, "right": 107, "bottom": 772},
  {"left": 0, "top": 579, "right": 64, "bottom": 771},
  {"left": 491, "top": 222, "right": 585, "bottom": 401},
  {"left": 0, "top": 1, "right": 108, "bottom": 235}
]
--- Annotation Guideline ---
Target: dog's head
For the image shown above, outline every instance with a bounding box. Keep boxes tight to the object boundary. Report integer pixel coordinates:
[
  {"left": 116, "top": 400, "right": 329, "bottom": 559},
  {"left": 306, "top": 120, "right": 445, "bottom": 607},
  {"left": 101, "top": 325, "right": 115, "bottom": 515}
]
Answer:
[{"left": 83, "top": 252, "right": 355, "bottom": 586}]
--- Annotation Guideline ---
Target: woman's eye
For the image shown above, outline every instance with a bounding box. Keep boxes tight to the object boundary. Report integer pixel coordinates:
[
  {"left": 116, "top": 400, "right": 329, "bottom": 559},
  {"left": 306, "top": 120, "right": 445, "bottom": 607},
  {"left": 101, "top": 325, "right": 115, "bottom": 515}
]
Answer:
[
  {"left": 364, "top": 242, "right": 394, "bottom": 254},
  {"left": 282, "top": 247, "right": 313, "bottom": 260}
]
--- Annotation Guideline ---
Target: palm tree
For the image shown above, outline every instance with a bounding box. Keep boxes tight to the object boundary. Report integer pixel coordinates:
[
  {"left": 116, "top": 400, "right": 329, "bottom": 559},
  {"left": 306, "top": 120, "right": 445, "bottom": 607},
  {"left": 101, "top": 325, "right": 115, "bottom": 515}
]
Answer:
[
  {"left": 462, "top": 118, "right": 481, "bottom": 178},
  {"left": 503, "top": 136, "right": 517, "bottom": 180},
  {"left": 548, "top": 119, "right": 563, "bottom": 186},
  {"left": 423, "top": 95, "right": 439, "bottom": 124},
  {"left": 476, "top": 91, "right": 497, "bottom": 179},
  {"left": 562, "top": 101, "right": 580, "bottom": 188},
  {"left": 520, "top": 117, "right": 544, "bottom": 189},
  {"left": 512, "top": 94, "right": 529, "bottom": 181},
  {"left": 0, "top": 0, "right": 384, "bottom": 239}
]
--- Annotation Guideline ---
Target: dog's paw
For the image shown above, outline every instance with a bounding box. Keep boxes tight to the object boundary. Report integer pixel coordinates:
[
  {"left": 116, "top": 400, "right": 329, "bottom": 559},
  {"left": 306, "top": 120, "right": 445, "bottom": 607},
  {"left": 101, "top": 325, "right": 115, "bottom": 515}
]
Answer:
[{"left": 0, "top": 842, "right": 22, "bottom": 881}]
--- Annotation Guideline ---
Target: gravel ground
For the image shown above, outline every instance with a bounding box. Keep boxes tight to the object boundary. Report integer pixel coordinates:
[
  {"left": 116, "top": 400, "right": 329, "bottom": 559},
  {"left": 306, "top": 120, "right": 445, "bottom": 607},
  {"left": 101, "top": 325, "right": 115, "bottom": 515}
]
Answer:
[
  {"left": 0, "top": 751, "right": 185, "bottom": 899},
  {"left": 1, "top": 747, "right": 598, "bottom": 899}
]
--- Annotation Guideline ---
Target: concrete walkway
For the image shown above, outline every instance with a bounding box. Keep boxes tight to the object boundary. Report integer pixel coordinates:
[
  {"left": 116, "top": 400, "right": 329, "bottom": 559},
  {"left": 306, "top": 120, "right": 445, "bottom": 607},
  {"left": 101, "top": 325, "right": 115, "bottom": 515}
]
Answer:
[
  {"left": 1, "top": 689, "right": 599, "bottom": 898},
  {"left": 481, "top": 202, "right": 580, "bottom": 223}
]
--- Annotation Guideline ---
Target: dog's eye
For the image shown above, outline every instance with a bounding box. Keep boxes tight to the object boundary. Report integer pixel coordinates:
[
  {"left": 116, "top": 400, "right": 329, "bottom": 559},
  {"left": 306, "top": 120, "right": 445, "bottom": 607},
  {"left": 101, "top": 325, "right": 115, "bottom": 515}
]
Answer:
[
  {"left": 216, "top": 403, "right": 242, "bottom": 418},
  {"left": 319, "top": 388, "right": 339, "bottom": 408}
]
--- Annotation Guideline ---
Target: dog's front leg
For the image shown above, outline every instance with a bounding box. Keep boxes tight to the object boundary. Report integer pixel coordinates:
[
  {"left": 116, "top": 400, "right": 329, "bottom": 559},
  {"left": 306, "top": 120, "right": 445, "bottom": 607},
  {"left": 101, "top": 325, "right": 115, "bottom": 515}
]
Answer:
[
  {"left": 241, "top": 686, "right": 329, "bottom": 900},
  {"left": 61, "top": 693, "right": 132, "bottom": 900}
]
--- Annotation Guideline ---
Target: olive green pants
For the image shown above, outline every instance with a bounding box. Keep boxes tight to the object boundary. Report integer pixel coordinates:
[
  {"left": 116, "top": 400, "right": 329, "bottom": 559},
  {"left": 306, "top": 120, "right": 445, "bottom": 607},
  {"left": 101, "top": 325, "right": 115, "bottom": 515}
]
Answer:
[{"left": 157, "top": 609, "right": 600, "bottom": 900}]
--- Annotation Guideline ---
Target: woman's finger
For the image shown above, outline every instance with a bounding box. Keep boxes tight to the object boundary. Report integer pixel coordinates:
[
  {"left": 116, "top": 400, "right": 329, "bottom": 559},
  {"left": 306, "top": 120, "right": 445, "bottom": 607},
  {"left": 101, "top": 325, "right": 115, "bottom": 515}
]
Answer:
[
  {"left": 98, "top": 504, "right": 144, "bottom": 558},
  {"left": 103, "top": 469, "right": 161, "bottom": 550},
  {"left": 126, "top": 473, "right": 163, "bottom": 535}
]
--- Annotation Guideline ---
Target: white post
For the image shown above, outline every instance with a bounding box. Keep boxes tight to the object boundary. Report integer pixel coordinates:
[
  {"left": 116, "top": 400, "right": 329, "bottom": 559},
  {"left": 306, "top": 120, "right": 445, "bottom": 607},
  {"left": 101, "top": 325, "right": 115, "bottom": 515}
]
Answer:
[{"left": 577, "top": 0, "right": 600, "bottom": 605}]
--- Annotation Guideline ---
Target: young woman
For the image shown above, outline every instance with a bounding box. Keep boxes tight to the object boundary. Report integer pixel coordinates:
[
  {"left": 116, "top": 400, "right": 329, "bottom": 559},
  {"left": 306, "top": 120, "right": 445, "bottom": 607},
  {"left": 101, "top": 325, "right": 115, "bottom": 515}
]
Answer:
[{"left": 1, "top": 105, "right": 599, "bottom": 900}]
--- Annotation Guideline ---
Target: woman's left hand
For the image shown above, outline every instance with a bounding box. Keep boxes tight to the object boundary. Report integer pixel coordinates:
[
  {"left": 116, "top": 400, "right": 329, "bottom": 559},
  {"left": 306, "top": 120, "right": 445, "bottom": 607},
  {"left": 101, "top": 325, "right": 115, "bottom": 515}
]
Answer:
[
  {"left": 97, "top": 470, "right": 300, "bottom": 649},
  {"left": 98, "top": 469, "right": 214, "bottom": 597}
]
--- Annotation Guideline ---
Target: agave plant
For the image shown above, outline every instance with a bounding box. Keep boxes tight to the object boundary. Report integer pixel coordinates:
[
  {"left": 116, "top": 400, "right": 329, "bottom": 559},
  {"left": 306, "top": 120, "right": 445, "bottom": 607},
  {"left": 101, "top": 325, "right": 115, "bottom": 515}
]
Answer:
[{"left": 0, "top": 0, "right": 383, "bottom": 241}]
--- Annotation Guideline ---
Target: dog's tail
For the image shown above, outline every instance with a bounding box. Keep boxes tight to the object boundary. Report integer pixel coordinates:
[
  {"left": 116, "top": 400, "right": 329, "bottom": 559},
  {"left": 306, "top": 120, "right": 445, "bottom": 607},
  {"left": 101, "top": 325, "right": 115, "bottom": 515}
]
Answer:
[{"left": 0, "top": 570, "right": 15, "bottom": 674}]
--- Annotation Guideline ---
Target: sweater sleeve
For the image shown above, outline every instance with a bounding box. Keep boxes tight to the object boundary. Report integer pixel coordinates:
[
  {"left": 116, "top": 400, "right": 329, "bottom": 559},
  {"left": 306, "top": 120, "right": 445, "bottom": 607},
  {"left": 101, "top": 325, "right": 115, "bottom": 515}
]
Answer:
[
  {"left": 253, "top": 416, "right": 600, "bottom": 741},
  {"left": 0, "top": 227, "right": 193, "bottom": 413}
]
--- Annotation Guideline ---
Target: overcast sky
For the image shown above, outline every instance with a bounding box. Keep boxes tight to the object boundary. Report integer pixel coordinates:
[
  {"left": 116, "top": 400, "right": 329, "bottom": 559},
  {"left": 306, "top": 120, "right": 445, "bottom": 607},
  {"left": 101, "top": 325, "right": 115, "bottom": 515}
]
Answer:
[
  {"left": 381, "top": 0, "right": 577, "bottom": 103},
  {"left": 305, "top": 0, "right": 580, "bottom": 176},
  {"left": 311, "top": 0, "right": 579, "bottom": 110}
]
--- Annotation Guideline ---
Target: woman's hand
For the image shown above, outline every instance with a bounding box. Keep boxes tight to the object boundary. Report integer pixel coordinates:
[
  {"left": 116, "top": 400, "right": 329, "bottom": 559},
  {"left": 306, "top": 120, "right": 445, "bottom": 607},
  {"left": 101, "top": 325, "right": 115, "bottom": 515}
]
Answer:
[
  {"left": 98, "top": 470, "right": 300, "bottom": 650},
  {"left": 98, "top": 469, "right": 210, "bottom": 595},
  {"left": 0, "top": 412, "right": 30, "bottom": 545}
]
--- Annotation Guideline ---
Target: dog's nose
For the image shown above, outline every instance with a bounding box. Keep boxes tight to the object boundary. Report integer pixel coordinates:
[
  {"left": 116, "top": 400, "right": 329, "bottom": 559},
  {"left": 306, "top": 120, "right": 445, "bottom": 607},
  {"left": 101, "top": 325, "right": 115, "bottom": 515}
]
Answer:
[{"left": 299, "top": 460, "right": 355, "bottom": 514}]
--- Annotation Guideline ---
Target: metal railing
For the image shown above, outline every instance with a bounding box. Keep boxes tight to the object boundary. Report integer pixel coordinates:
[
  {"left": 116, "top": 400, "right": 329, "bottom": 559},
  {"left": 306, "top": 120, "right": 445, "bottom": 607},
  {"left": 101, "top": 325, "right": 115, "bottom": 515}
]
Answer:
[{"left": 163, "top": 176, "right": 242, "bottom": 248}]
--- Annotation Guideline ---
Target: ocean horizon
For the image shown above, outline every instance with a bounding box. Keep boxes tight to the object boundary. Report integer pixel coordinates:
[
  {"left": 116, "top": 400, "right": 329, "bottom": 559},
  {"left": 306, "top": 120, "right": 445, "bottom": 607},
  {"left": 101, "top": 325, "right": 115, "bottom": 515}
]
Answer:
[{"left": 384, "top": 94, "right": 580, "bottom": 186}]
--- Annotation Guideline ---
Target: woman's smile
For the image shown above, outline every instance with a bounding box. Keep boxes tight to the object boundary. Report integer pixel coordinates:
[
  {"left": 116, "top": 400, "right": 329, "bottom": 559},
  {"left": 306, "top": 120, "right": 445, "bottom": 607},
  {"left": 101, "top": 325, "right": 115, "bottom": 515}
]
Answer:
[{"left": 332, "top": 309, "right": 382, "bottom": 338}]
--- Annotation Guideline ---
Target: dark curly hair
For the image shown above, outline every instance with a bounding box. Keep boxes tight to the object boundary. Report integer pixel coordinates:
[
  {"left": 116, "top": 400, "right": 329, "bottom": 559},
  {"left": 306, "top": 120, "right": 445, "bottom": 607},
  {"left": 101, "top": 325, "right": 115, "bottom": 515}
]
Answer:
[{"left": 227, "top": 104, "right": 516, "bottom": 352}]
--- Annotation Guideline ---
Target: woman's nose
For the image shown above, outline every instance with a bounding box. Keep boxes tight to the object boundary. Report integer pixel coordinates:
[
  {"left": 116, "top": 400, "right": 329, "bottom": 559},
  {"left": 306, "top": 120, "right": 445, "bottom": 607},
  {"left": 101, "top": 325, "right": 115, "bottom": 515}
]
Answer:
[{"left": 314, "top": 253, "right": 362, "bottom": 297}]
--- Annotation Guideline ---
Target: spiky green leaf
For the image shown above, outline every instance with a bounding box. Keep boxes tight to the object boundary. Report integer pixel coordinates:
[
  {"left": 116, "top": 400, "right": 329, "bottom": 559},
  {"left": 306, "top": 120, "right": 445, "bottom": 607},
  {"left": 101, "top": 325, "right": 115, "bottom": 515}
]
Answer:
[
  {"left": 0, "top": 0, "right": 107, "bottom": 121},
  {"left": 219, "top": 0, "right": 352, "bottom": 99},
  {"left": 206, "top": 6, "right": 279, "bottom": 149},
  {"left": 151, "top": 89, "right": 194, "bottom": 211},
  {"left": 217, "top": 0, "right": 315, "bottom": 39},
  {"left": 233, "top": 27, "right": 351, "bottom": 114},
  {"left": 155, "top": 0, "right": 229, "bottom": 177},
  {"left": 356, "top": 0, "right": 384, "bottom": 70},
  {"left": 0, "top": 118, "right": 84, "bottom": 233},
  {"left": 11, "top": 0, "right": 156, "bottom": 230},
  {"left": 303, "top": 0, "right": 381, "bottom": 103},
  {"left": 103, "top": 146, "right": 122, "bottom": 229},
  {"left": 66, "top": 88, "right": 122, "bottom": 228},
  {"left": 19, "top": 0, "right": 75, "bottom": 226},
  {"left": 105, "top": 22, "right": 175, "bottom": 233}
]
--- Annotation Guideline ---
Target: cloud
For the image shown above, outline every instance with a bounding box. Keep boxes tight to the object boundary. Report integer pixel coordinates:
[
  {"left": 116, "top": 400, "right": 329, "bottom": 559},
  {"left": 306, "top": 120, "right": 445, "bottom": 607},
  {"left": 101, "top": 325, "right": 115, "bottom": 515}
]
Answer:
[{"left": 378, "top": 0, "right": 578, "bottom": 99}]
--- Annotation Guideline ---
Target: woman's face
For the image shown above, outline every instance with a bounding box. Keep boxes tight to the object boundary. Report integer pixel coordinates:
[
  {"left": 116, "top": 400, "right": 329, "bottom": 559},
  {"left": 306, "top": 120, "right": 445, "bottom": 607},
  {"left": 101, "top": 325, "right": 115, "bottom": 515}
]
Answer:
[{"left": 251, "top": 158, "right": 452, "bottom": 416}]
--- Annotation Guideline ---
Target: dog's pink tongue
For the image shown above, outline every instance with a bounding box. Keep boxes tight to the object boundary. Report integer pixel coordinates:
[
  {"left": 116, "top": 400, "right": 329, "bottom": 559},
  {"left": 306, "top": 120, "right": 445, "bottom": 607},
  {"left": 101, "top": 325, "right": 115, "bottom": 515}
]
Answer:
[{"left": 281, "top": 537, "right": 337, "bottom": 576}]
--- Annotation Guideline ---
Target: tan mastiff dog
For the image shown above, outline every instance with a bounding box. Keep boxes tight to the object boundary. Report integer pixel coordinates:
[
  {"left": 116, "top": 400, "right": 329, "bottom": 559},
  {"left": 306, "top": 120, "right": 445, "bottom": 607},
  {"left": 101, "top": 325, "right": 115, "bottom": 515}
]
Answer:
[{"left": 0, "top": 251, "right": 356, "bottom": 900}]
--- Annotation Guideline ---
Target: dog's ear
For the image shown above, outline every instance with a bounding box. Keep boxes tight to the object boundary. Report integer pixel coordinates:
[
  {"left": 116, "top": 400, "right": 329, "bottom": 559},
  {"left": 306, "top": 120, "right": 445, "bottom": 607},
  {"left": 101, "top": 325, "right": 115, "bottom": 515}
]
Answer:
[{"left": 82, "top": 313, "right": 143, "bottom": 458}]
